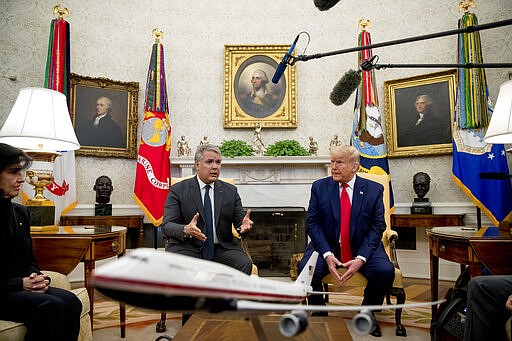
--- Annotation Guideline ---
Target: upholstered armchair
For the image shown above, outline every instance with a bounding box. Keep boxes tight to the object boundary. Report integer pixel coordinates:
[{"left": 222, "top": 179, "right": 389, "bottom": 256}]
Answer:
[
  {"left": 0, "top": 270, "right": 92, "bottom": 341},
  {"left": 321, "top": 172, "right": 407, "bottom": 337}
]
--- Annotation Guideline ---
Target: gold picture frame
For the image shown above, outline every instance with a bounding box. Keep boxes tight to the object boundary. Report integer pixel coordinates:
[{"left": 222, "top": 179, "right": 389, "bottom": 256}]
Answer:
[
  {"left": 384, "top": 69, "right": 457, "bottom": 158},
  {"left": 70, "top": 73, "right": 139, "bottom": 158},
  {"left": 223, "top": 45, "right": 297, "bottom": 128}
]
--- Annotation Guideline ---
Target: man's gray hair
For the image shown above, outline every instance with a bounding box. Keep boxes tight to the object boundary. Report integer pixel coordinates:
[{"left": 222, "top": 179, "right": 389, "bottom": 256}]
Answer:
[{"left": 194, "top": 143, "right": 221, "bottom": 162}]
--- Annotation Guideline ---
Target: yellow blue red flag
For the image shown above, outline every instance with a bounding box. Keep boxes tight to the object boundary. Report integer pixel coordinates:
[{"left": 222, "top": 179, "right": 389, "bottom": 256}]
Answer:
[{"left": 133, "top": 35, "right": 171, "bottom": 226}]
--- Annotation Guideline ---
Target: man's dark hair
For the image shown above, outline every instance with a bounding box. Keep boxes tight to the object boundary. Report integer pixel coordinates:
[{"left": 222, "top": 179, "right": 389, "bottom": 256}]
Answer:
[{"left": 0, "top": 143, "right": 32, "bottom": 172}]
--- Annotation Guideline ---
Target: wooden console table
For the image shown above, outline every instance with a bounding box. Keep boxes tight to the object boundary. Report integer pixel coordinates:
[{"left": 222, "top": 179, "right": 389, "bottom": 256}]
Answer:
[
  {"left": 60, "top": 214, "right": 144, "bottom": 249},
  {"left": 31, "top": 226, "right": 127, "bottom": 337},
  {"left": 426, "top": 226, "right": 512, "bottom": 316},
  {"left": 391, "top": 213, "right": 465, "bottom": 228}
]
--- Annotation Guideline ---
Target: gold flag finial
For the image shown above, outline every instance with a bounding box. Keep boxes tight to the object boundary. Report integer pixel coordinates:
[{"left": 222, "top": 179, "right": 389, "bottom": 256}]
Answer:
[
  {"left": 152, "top": 29, "right": 164, "bottom": 43},
  {"left": 53, "top": 4, "right": 69, "bottom": 19},
  {"left": 458, "top": 0, "right": 476, "bottom": 13},
  {"left": 358, "top": 18, "right": 371, "bottom": 32}
]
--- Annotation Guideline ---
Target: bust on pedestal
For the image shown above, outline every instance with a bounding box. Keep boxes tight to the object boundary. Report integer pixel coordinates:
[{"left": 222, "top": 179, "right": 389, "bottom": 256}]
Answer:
[
  {"left": 411, "top": 172, "right": 432, "bottom": 214},
  {"left": 94, "top": 175, "right": 113, "bottom": 216}
]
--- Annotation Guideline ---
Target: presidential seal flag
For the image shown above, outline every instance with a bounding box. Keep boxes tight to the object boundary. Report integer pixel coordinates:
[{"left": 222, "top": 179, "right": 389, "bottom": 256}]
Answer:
[
  {"left": 350, "top": 19, "right": 394, "bottom": 209},
  {"left": 452, "top": 11, "right": 512, "bottom": 225},
  {"left": 133, "top": 30, "right": 171, "bottom": 226}
]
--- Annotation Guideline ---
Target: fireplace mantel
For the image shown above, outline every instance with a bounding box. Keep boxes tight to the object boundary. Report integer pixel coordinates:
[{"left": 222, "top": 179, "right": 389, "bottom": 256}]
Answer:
[
  {"left": 170, "top": 156, "right": 331, "bottom": 207},
  {"left": 171, "top": 156, "right": 331, "bottom": 184}
]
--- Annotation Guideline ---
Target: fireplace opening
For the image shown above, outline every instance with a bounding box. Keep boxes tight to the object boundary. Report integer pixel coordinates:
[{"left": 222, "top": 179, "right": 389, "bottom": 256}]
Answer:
[{"left": 244, "top": 207, "right": 307, "bottom": 277}]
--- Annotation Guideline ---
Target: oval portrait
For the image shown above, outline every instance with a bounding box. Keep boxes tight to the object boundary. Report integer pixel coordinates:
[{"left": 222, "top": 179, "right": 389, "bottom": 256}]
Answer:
[{"left": 234, "top": 55, "right": 286, "bottom": 119}]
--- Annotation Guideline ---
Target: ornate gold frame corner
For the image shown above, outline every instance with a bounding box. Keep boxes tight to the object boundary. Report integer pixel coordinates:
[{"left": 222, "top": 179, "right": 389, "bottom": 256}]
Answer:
[
  {"left": 223, "top": 45, "right": 297, "bottom": 128},
  {"left": 70, "top": 73, "right": 139, "bottom": 158}
]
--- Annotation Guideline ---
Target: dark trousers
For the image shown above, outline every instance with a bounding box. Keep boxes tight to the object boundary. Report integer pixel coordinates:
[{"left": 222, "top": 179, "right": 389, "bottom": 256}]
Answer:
[
  {"left": 175, "top": 244, "right": 253, "bottom": 325},
  {"left": 0, "top": 286, "right": 82, "bottom": 341},
  {"left": 464, "top": 275, "right": 512, "bottom": 341},
  {"left": 176, "top": 244, "right": 253, "bottom": 275},
  {"left": 299, "top": 245, "right": 394, "bottom": 307}
]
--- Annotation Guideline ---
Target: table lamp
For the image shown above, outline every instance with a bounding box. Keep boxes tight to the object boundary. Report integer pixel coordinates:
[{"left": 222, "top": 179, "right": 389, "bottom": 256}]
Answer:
[
  {"left": 484, "top": 80, "right": 512, "bottom": 145},
  {"left": 483, "top": 80, "right": 512, "bottom": 231},
  {"left": 0, "top": 87, "right": 80, "bottom": 226}
]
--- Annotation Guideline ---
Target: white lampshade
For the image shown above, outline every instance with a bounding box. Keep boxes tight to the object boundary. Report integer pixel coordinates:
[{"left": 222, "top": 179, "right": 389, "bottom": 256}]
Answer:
[
  {"left": 0, "top": 87, "right": 80, "bottom": 151},
  {"left": 484, "top": 80, "right": 512, "bottom": 144}
]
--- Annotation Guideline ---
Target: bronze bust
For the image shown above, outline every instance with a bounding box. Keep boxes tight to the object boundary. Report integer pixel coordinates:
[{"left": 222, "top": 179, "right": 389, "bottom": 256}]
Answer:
[
  {"left": 411, "top": 172, "right": 432, "bottom": 214},
  {"left": 94, "top": 175, "right": 113, "bottom": 215}
]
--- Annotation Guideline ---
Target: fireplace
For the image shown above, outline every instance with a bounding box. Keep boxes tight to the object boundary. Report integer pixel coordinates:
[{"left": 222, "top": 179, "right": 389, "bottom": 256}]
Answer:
[{"left": 244, "top": 207, "right": 306, "bottom": 277}]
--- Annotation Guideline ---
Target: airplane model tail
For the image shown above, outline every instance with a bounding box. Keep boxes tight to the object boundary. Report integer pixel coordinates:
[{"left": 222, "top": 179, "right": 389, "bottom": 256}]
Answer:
[{"left": 293, "top": 251, "right": 318, "bottom": 289}]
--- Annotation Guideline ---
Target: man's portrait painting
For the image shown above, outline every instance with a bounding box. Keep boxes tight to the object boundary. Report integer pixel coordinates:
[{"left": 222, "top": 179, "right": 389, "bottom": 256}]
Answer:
[
  {"left": 224, "top": 45, "right": 297, "bottom": 128},
  {"left": 384, "top": 70, "right": 457, "bottom": 158},
  {"left": 70, "top": 74, "right": 139, "bottom": 158},
  {"left": 234, "top": 55, "right": 285, "bottom": 119}
]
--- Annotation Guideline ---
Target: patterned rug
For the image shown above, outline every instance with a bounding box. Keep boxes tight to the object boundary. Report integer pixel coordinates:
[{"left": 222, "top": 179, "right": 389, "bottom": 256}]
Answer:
[
  {"left": 326, "top": 285, "right": 432, "bottom": 329},
  {"left": 93, "top": 299, "right": 181, "bottom": 331},
  {"left": 93, "top": 290, "right": 431, "bottom": 333}
]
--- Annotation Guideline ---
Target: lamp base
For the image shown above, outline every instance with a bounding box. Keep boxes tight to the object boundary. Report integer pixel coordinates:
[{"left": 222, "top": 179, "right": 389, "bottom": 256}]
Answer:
[{"left": 27, "top": 204, "right": 55, "bottom": 227}]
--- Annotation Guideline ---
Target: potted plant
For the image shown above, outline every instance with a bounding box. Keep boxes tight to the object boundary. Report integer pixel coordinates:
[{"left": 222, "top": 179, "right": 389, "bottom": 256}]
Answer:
[
  {"left": 219, "top": 139, "right": 254, "bottom": 157},
  {"left": 264, "top": 140, "right": 310, "bottom": 156}
]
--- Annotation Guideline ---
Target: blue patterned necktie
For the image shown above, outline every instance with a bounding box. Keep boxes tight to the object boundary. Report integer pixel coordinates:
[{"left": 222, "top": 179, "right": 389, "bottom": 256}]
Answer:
[{"left": 202, "top": 185, "right": 214, "bottom": 260}]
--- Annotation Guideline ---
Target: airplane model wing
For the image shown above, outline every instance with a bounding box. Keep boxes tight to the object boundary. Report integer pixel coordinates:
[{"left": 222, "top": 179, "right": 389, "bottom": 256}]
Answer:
[{"left": 91, "top": 248, "right": 442, "bottom": 337}]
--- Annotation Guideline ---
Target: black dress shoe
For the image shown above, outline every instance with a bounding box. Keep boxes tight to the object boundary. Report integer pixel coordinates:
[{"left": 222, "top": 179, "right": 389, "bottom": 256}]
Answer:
[{"left": 370, "top": 322, "right": 382, "bottom": 337}]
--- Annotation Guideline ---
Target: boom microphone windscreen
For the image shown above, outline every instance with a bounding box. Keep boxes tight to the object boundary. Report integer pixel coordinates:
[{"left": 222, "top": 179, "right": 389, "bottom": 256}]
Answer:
[
  {"left": 329, "top": 69, "right": 361, "bottom": 106},
  {"left": 314, "top": 0, "right": 342, "bottom": 11}
]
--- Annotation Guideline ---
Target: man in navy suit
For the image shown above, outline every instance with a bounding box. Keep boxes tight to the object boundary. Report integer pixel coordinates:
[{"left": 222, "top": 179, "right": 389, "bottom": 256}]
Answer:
[
  {"left": 298, "top": 145, "right": 394, "bottom": 337},
  {"left": 161, "top": 143, "right": 253, "bottom": 275}
]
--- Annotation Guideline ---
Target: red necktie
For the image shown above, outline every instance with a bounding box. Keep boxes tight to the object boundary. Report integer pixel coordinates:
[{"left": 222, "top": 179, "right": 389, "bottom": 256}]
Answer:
[{"left": 340, "top": 183, "right": 353, "bottom": 262}]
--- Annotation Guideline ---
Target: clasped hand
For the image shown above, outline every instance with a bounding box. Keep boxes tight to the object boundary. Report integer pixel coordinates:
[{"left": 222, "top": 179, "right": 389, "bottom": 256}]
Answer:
[
  {"left": 184, "top": 209, "right": 253, "bottom": 241},
  {"left": 23, "top": 273, "right": 50, "bottom": 293},
  {"left": 326, "top": 255, "right": 364, "bottom": 285}
]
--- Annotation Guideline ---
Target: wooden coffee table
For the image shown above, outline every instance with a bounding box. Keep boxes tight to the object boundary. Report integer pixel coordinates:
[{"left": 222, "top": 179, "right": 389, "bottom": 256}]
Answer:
[{"left": 173, "top": 313, "right": 352, "bottom": 341}]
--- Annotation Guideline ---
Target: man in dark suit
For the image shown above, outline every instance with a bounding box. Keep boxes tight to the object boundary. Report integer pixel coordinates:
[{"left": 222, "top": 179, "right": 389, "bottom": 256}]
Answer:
[
  {"left": 298, "top": 145, "right": 394, "bottom": 337},
  {"left": 161, "top": 143, "right": 253, "bottom": 275}
]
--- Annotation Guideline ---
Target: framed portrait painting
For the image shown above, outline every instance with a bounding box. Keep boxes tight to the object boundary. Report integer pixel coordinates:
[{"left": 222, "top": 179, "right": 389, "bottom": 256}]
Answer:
[
  {"left": 384, "top": 69, "right": 457, "bottom": 158},
  {"left": 70, "top": 73, "right": 139, "bottom": 158},
  {"left": 223, "top": 45, "right": 297, "bottom": 128}
]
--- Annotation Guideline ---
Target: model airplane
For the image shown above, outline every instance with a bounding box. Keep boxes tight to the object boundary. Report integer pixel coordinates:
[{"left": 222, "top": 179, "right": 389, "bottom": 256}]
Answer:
[{"left": 91, "top": 248, "right": 442, "bottom": 337}]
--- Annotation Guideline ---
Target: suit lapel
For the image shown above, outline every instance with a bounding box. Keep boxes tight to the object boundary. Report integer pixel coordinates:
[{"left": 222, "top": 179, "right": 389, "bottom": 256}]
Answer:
[
  {"left": 328, "top": 178, "right": 341, "bottom": 238},
  {"left": 190, "top": 177, "right": 204, "bottom": 218},
  {"left": 213, "top": 180, "right": 223, "bottom": 228},
  {"left": 351, "top": 176, "right": 366, "bottom": 231}
]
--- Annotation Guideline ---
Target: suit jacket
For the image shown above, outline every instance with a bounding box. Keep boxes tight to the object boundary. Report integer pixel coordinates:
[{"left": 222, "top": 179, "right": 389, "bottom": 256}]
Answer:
[
  {"left": 161, "top": 176, "right": 245, "bottom": 254},
  {"left": 304, "top": 174, "right": 387, "bottom": 262},
  {"left": 0, "top": 201, "right": 41, "bottom": 294}
]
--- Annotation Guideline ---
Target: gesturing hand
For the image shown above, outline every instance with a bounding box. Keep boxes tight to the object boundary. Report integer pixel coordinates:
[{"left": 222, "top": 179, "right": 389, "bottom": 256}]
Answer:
[
  {"left": 239, "top": 209, "right": 253, "bottom": 234},
  {"left": 184, "top": 213, "right": 207, "bottom": 241}
]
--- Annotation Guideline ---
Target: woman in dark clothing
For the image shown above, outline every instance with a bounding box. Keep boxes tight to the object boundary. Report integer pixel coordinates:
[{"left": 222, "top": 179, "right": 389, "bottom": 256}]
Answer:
[{"left": 0, "top": 143, "right": 82, "bottom": 341}]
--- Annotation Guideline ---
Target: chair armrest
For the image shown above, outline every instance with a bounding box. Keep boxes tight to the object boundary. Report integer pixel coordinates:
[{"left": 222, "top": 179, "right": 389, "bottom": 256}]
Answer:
[{"left": 382, "top": 230, "right": 400, "bottom": 269}]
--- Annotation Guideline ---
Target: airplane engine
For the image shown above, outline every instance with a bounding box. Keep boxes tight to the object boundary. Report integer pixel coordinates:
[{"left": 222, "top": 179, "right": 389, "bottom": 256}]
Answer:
[
  {"left": 279, "top": 310, "right": 308, "bottom": 337},
  {"left": 352, "top": 310, "right": 376, "bottom": 334}
]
